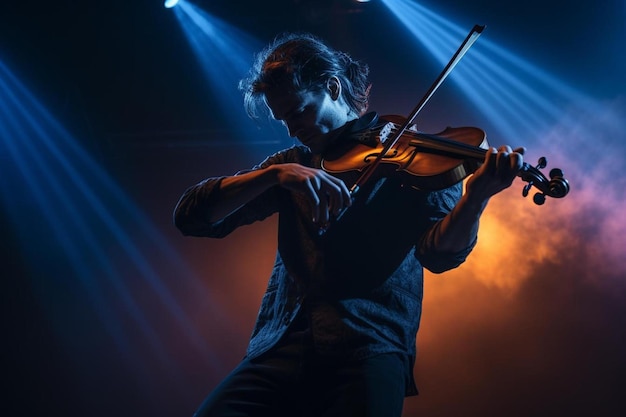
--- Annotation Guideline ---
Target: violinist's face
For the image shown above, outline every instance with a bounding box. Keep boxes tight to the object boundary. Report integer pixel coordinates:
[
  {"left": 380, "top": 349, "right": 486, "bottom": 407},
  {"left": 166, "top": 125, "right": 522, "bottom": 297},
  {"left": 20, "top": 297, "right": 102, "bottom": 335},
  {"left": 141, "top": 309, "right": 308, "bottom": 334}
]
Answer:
[{"left": 264, "top": 78, "right": 354, "bottom": 154}]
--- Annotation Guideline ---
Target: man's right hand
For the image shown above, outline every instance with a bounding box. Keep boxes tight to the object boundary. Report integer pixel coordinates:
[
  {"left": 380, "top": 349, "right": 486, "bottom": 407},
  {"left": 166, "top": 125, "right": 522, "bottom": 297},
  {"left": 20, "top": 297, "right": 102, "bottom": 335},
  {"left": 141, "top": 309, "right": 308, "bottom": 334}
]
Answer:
[{"left": 273, "top": 163, "right": 352, "bottom": 225}]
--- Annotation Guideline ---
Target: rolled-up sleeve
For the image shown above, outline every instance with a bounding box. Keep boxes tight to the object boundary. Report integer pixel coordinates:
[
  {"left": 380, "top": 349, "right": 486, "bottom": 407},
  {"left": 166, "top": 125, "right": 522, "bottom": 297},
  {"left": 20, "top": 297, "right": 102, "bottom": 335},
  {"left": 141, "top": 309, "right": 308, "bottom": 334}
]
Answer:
[
  {"left": 173, "top": 174, "right": 283, "bottom": 238},
  {"left": 173, "top": 148, "right": 304, "bottom": 238},
  {"left": 173, "top": 176, "right": 226, "bottom": 237}
]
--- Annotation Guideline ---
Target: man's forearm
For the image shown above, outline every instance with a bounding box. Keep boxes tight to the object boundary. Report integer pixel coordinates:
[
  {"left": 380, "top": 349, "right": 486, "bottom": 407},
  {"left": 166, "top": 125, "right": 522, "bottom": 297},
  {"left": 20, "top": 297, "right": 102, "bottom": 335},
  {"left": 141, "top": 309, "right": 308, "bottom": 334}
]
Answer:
[
  {"left": 432, "top": 191, "right": 489, "bottom": 253},
  {"left": 207, "top": 166, "right": 279, "bottom": 222}
]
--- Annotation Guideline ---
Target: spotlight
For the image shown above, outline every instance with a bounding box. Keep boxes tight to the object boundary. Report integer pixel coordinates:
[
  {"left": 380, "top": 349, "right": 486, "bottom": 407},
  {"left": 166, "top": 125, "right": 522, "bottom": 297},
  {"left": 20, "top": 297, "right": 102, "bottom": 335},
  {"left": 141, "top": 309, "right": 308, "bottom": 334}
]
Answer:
[{"left": 164, "top": 0, "right": 180, "bottom": 8}]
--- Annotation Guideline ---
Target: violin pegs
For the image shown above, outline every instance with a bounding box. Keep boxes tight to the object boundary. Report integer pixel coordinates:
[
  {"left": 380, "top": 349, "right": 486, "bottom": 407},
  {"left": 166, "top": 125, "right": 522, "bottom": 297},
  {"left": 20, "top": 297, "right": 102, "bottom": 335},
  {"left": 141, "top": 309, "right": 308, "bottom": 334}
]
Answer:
[
  {"left": 536, "top": 157, "right": 547, "bottom": 170},
  {"left": 533, "top": 193, "right": 546, "bottom": 205},
  {"left": 549, "top": 168, "right": 564, "bottom": 179}
]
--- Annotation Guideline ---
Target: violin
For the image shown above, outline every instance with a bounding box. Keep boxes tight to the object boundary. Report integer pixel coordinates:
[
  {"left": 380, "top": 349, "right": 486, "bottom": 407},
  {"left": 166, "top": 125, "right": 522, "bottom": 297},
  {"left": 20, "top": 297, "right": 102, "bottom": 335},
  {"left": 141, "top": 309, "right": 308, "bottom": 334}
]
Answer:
[
  {"left": 317, "top": 25, "right": 570, "bottom": 234},
  {"left": 321, "top": 113, "right": 570, "bottom": 206}
]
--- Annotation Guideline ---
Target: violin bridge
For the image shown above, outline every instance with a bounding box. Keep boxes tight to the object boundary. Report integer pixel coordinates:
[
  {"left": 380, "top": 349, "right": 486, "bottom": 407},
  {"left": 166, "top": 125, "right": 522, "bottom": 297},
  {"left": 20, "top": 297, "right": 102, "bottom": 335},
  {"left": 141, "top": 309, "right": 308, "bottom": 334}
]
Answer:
[{"left": 379, "top": 122, "right": 394, "bottom": 144}]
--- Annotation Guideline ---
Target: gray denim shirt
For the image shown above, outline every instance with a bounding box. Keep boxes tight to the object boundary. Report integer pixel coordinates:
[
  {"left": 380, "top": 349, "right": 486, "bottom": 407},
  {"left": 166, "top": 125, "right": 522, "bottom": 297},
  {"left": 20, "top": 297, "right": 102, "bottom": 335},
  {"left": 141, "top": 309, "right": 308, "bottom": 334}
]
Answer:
[{"left": 174, "top": 114, "right": 476, "bottom": 395}]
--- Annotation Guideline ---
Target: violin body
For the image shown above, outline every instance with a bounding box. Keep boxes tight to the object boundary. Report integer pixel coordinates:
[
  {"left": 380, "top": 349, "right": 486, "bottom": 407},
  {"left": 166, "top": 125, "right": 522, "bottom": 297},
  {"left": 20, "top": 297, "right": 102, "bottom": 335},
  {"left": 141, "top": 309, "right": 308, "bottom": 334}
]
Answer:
[{"left": 322, "top": 115, "right": 489, "bottom": 190}]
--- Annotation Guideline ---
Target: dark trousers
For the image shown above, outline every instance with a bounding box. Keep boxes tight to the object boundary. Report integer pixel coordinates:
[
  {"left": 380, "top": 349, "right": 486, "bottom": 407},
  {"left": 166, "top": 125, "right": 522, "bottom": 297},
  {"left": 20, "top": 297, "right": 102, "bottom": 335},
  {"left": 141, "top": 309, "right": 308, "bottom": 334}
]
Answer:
[{"left": 193, "top": 329, "right": 407, "bottom": 417}]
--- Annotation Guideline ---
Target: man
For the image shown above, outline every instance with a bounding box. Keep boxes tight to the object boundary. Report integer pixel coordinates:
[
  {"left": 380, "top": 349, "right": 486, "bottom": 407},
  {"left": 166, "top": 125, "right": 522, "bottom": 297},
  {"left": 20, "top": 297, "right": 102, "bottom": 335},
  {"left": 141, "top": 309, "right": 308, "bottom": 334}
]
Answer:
[{"left": 174, "top": 32, "right": 523, "bottom": 417}]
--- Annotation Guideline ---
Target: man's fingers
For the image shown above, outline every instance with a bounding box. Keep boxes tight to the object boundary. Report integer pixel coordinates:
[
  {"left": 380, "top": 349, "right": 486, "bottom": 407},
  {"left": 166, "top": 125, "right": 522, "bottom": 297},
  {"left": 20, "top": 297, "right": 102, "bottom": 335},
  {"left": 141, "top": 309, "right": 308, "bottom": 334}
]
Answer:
[
  {"left": 307, "top": 174, "right": 341, "bottom": 224},
  {"left": 304, "top": 179, "right": 322, "bottom": 223},
  {"left": 325, "top": 174, "right": 352, "bottom": 215},
  {"left": 276, "top": 164, "right": 353, "bottom": 224}
]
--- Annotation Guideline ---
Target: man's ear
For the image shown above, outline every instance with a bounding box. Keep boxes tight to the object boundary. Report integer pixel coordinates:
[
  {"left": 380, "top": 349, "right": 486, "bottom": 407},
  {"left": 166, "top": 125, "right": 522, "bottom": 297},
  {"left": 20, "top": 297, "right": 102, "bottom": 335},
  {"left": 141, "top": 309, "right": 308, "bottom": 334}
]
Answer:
[{"left": 327, "top": 77, "right": 341, "bottom": 100}]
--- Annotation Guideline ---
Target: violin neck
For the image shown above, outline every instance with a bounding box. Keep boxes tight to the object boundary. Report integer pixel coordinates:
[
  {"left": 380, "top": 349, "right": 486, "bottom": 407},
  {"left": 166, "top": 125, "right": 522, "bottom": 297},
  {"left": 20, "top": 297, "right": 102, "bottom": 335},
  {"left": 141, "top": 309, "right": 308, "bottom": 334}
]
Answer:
[{"left": 410, "top": 131, "right": 488, "bottom": 162}]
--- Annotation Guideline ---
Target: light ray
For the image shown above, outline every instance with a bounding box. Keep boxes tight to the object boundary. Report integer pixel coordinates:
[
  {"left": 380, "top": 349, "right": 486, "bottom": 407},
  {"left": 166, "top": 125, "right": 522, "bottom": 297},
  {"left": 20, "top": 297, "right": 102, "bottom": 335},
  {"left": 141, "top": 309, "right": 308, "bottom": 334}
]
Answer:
[
  {"left": 0, "top": 58, "right": 229, "bottom": 393},
  {"left": 380, "top": 0, "right": 595, "bottom": 146},
  {"left": 379, "top": 0, "right": 626, "bottom": 295},
  {"left": 170, "top": 0, "right": 284, "bottom": 144}
]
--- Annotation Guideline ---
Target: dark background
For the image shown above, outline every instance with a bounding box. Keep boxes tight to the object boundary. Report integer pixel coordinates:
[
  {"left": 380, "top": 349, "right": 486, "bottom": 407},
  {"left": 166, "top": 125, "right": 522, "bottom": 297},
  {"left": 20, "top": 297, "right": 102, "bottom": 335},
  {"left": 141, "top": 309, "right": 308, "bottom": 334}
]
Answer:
[{"left": 1, "top": 1, "right": 625, "bottom": 416}]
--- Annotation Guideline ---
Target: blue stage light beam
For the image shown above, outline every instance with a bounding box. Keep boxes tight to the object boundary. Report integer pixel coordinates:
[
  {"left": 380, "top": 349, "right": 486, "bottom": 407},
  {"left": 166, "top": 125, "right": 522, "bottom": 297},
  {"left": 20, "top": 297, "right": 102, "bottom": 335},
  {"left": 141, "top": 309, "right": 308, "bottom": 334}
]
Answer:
[
  {"left": 0, "top": 58, "right": 229, "bottom": 395},
  {"left": 380, "top": 0, "right": 595, "bottom": 148},
  {"left": 170, "top": 1, "right": 282, "bottom": 143}
]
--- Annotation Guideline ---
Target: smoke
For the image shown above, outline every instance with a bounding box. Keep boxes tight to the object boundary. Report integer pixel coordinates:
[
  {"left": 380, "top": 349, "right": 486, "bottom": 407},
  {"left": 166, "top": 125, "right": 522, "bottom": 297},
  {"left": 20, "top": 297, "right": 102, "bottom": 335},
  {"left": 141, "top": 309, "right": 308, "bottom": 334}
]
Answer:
[{"left": 410, "top": 96, "right": 626, "bottom": 416}]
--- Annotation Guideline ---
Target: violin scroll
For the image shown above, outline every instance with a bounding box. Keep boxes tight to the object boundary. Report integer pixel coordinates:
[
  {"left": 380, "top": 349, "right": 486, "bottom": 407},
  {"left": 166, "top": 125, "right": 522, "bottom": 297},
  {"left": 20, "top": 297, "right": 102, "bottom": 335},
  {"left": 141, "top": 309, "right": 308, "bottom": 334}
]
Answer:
[{"left": 520, "top": 157, "right": 570, "bottom": 205}]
